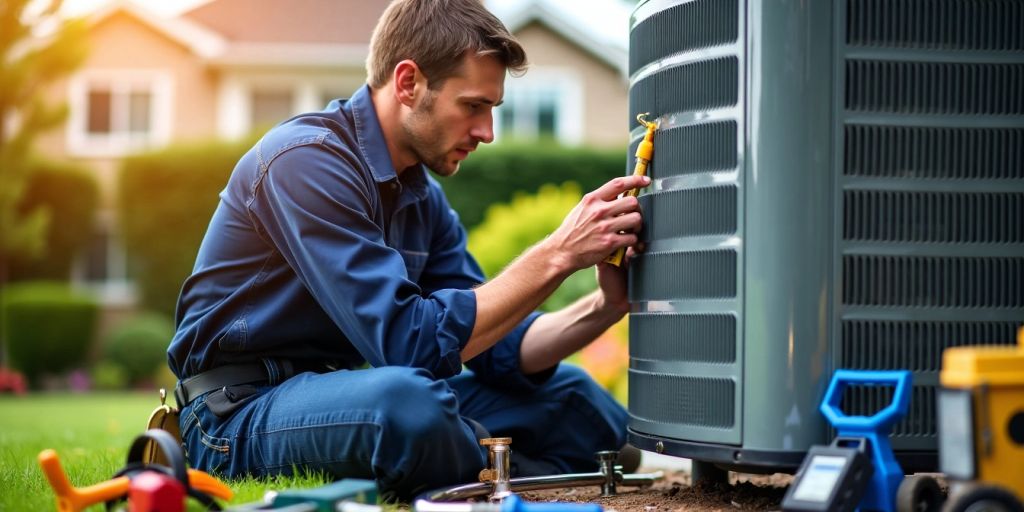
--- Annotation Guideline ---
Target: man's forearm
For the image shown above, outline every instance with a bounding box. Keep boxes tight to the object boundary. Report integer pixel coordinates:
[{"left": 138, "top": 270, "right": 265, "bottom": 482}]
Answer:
[
  {"left": 461, "top": 240, "right": 573, "bottom": 361},
  {"left": 518, "top": 288, "right": 627, "bottom": 374}
]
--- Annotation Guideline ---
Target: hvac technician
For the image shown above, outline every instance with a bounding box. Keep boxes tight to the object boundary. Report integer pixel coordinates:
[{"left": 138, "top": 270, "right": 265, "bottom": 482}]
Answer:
[{"left": 168, "top": 0, "right": 647, "bottom": 499}]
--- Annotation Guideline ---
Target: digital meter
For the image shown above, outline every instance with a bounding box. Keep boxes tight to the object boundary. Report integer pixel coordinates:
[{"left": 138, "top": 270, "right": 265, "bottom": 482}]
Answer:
[{"left": 782, "top": 438, "right": 873, "bottom": 512}]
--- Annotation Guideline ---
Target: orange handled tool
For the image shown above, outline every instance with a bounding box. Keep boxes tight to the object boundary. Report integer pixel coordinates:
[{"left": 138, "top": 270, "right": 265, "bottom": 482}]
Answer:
[
  {"left": 604, "top": 113, "right": 658, "bottom": 267},
  {"left": 38, "top": 449, "right": 233, "bottom": 512}
]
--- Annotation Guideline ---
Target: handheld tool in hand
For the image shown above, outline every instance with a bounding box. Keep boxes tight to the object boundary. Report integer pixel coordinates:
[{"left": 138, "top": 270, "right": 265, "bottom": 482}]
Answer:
[{"left": 604, "top": 112, "right": 658, "bottom": 267}]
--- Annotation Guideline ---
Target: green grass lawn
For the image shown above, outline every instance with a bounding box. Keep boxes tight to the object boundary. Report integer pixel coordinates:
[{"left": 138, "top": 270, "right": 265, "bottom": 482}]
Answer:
[{"left": 0, "top": 392, "right": 329, "bottom": 511}]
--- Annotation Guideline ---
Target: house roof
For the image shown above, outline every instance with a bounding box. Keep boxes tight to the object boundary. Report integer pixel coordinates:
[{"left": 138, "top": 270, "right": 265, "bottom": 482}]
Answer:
[
  {"left": 87, "top": 0, "right": 225, "bottom": 58},
  {"left": 83, "top": 0, "right": 627, "bottom": 73},
  {"left": 490, "top": 0, "right": 629, "bottom": 77},
  {"left": 180, "top": 0, "right": 389, "bottom": 44}
]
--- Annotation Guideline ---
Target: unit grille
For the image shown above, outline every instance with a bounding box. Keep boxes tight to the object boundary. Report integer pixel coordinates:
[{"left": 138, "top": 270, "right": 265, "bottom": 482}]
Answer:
[
  {"left": 639, "top": 186, "right": 738, "bottom": 241},
  {"left": 629, "top": 0, "right": 739, "bottom": 75},
  {"left": 630, "top": 313, "right": 737, "bottom": 363},
  {"left": 840, "top": 0, "right": 1024, "bottom": 455},
  {"left": 847, "top": 0, "right": 1024, "bottom": 51},
  {"left": 629, "top": 57, "right": 738, "bottom": 123},
  {"left": 629, "top": 371, "right": 735, "bottom": 428},
  {"left": 846, "top": 61, "right": 1024, "bottom": 115},
  {"left": 841, "top": 321, "right": 1020, "bottom": 371},
  {"left": 845, "top": 126, "right": 1024, "bottom": 179},
  {"left": 630, "top": 121, "right": 738, "bottom": 177},
  {"left": 630, "top": 250, "right": 737, "bottom": 301},
  {"left": 843, "top": 255, "right": 1024, "bottom": 308},
  {"left": 844, "top": 190, "right": 1024, "bottom": 243},
  {"left": 841, "top": 385, "right": 936, "bottom": 437}
]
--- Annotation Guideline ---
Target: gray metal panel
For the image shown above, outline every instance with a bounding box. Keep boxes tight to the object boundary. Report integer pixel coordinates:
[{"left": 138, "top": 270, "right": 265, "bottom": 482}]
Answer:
[
  {"left": 741, "top": 0, "right": 836, "bottom": 453},
  {"left": 627, "top": 0, "right": 746, "bottom": 445},
  {"left": 834, "top": 0, "right": 1024, "bottom": 453}
]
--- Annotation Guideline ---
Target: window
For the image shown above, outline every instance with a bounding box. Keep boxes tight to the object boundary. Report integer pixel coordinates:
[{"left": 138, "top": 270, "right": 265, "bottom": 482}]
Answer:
[
  {"left": 71, "top": 214, "right": 137, "bottom": 305},
  {"left": 495, "top": 70, "right": 582, "bottom": 144},
  {"left": 68, "top": 71, "right": 172, "bottom": 157},
  {"left": 251, "top": 90, "right": 294, "bottom": 128}
]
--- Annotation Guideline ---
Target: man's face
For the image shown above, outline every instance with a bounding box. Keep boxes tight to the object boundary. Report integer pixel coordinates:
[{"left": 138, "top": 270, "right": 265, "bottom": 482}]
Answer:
[{"left": 401, "top": 54, "right": 504, "bottom": 177}]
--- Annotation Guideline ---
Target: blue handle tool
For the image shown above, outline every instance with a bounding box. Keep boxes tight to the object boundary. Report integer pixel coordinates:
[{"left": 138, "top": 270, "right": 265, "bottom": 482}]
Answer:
[{"left": 820, "top": 370, "right": 912, "bottom": 512}]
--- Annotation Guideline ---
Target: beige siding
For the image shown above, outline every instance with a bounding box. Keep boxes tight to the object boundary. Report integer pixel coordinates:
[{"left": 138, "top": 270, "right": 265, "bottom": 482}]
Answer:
[
  {"left": 514, "top": 22, "right": 628, "bottom": 148},
  {"left": 37, "top": 12, "right": 218, "bottom": 207}
]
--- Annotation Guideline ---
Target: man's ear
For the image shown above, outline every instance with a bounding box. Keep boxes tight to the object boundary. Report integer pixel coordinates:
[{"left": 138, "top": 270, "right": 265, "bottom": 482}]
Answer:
[{"left": 393, "top": 59, "right": 425, "bottom": 108}]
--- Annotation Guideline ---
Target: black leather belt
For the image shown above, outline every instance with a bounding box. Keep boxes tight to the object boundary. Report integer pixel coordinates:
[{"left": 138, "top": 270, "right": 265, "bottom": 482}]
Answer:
[{"left": 173, "top": 363, "right": 269, "bottom": 409}]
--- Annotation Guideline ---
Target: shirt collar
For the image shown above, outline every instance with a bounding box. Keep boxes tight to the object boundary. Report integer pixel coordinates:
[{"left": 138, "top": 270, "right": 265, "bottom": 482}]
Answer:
[{"left": 349, "top": 84, "right": 428, "bottom": 201}]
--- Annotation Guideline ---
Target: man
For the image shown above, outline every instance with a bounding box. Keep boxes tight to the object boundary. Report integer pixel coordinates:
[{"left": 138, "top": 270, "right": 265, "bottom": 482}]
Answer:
[{"left": 168, "top": 0, "right": 648, "bottom": 500}]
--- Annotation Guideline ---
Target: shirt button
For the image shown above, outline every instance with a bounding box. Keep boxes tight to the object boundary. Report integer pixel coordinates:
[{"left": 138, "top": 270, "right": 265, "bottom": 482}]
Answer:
[{"left": 390, "top": 182, "right": 398, "bottom": 190}]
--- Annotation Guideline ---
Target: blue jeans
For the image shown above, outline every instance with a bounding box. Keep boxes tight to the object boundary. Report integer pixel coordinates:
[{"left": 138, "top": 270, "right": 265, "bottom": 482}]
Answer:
[{"left": 179, "top": 364, "right": 627, "bottom": 500}]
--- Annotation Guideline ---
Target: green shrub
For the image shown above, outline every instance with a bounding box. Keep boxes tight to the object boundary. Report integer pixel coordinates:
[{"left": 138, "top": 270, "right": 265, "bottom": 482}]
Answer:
[
  {"left": 8, "top": 159, "right": 99, "bottom": 281},
  {"left": 90, "top": 361, "right": 129, "bottom": 390},
  {"left": 102, "top": 312, "right": 174, "bottom": 386},
  {"left": 119, "top": 137, "right": 257, "bottom": 315},
  {"left": 1, "top": 282, "right": 98, "bottom": 386},
  {"left": 468, "top": 183, "right": 597, "bottom": 311},
  {"left": 444, "top": 141, "right": 627, "bottom": 229}
]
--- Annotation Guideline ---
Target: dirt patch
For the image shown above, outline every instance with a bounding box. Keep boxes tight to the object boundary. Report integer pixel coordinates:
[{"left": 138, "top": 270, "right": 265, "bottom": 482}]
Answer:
[{"left": 520, "top": 470, "right": 792, "bottom": 512}]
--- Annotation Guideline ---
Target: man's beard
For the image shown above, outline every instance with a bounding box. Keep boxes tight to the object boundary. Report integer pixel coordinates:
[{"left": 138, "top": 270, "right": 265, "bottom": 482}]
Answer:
[{"left": 402, "top": 92, "right": 460, "bottom": 177}]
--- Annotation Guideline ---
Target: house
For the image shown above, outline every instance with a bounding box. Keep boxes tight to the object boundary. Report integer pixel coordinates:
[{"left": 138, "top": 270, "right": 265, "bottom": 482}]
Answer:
[{"left": 37, "top": 0, "right": 630, "bottom": 308}]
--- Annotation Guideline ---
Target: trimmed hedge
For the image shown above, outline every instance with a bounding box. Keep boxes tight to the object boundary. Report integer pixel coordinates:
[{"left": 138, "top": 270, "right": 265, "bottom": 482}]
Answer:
[
  {"left": 119, "top": 138, "right": 256, "bottom": 316},
  {"left": 120, "top": 136, "right": 626, "bottom": 315},
  {"left": 443, "top": 141, "right": 627, "bottom": 228},
  {"left": 1, "top": 281, "right": 98, "bottom": 385},
  {"left": 102, "top": 312, "right": 174, "bottom": 386},
  {"left": 9, "top": 159, "right": 99, "bottom": 281}
]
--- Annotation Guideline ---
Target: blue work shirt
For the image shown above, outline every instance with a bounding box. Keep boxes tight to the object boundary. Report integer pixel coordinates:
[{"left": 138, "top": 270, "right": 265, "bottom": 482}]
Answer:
[{"left": 168, "top": 84, "right": 548, "bottom": 391}]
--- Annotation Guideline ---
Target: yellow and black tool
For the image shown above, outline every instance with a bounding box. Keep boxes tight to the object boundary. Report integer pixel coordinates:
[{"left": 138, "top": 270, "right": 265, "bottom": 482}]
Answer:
[
  {"left": 604, "top": 113, "right": 658, "bottom": 267},
  {"left": 931, "top": 325, "right": 1024, "bottom": 511}
]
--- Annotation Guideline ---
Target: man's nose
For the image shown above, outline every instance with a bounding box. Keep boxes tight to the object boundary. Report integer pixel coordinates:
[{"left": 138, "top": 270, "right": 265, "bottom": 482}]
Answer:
[{"left": 470, "top": 114, "right": 495, "bottom": 144}]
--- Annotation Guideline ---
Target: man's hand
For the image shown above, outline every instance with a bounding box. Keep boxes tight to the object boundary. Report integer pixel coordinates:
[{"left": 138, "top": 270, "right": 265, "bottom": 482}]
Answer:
[
  {"left": 595, "top": 244, "right": 643, "bottom": 315},
  {"left": 546, "top": 175, "right": 649, "bottom": 273}
]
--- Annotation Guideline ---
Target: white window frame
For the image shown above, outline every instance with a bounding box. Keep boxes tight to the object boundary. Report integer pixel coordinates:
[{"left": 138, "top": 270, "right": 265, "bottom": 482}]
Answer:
[
  {"left": 216, "top": 72, "right": 363, "bottom": 139},
  {"left": 66, "top": 70, "right": 174, "bottom": 158},
  {"left": 495, "top": 68, "right": 583, "bottom": 145},
  {"left": 70, "top": 211, "right": 137, "bottom": 306}
]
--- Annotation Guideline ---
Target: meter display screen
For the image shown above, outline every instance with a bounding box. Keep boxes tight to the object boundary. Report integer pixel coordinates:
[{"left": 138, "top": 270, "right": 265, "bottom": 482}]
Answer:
[
  {"left": 938, "top": 389, "right": 975, "bottom": 479},
  {"left": 791, "top": 455, "right": 847, "bottom": 502}
]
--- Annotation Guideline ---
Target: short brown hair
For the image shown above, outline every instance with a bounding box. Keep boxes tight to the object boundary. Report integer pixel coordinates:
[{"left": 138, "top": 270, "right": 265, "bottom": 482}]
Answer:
[{"left": 366, "top": 0, "right": 528, "bottom": 89}]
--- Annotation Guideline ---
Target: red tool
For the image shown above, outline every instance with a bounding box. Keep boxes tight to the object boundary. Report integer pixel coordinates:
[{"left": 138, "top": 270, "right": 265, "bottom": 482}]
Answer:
[{"left": 128, "top": 471, "right": 185, "bottom": 512}]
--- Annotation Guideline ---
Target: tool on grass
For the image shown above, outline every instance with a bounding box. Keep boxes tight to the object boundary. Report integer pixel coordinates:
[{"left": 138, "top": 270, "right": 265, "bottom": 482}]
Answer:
[
  {"left": 782, "top": 370, "right": 911, "bottom": 512},
  {"left": 604, "top": 112, "right": 658, "bottom": 267},
  {"left": 259, "top": 479, "right": 379, "bottom": 512},
  {"left": 39, "top": 429, "right": 232, "bottom": 512},
  {"left": 410, "top": 494, "right": 602, "bottom": 512},
  {"left": 422, "top": 438, "right": 662, "bottom": 502}
]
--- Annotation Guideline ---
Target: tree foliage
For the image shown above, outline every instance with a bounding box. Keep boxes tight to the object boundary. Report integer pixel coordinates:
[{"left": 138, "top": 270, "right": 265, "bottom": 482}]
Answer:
[
  {"left": 467, "top": 182, "right": 598, "bottom": 312},
  {"left": 0, "top": 0, "right": 88, "bottom": 270},
  {"left": 8, "top": 159, "right": 98, "bottom": 281}
]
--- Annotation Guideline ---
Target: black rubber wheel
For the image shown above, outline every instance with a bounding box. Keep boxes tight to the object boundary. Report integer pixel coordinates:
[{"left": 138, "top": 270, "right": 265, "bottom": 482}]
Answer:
[
  {"left": 897, "top": 475, "right": 944, "bottom": 512},
  {"left": 943, "top": 485, "right": 1024, "bottom": 512}
]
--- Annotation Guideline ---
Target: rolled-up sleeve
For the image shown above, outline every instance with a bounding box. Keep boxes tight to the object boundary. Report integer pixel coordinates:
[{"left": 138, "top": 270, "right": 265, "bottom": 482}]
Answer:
[
  {"left": 247, "top": 139, "right": 474, "bottom": 378},
  {"left": 420, "top": 183, "right": 557, "bottom": 391}
]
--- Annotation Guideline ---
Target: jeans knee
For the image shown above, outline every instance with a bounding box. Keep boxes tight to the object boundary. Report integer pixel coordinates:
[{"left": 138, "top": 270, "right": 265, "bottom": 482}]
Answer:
[{"left": 373, "top": 367, "right": 459, "bottom": 438}]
